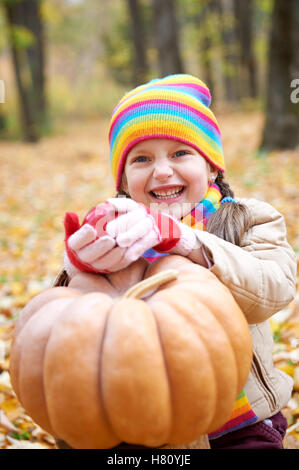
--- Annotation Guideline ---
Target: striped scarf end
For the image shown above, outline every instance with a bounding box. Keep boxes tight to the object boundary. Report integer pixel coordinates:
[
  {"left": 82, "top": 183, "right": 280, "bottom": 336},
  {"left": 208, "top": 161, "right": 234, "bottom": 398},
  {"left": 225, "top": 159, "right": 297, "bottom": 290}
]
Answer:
[{"left": 208, "top": 412, "right": 258, "bottom": 439}]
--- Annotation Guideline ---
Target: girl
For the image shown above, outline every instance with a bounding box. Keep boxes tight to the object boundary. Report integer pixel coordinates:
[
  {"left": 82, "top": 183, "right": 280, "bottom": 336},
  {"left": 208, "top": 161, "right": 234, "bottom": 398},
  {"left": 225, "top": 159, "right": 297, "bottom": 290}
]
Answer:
[{"left": 62, "top": 74, "right": 297, "bottom": 449}]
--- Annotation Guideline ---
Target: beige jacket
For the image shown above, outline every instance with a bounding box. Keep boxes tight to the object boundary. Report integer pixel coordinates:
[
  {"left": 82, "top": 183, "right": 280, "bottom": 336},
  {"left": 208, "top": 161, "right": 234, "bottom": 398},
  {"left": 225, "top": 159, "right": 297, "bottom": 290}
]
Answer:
[{"left": 193, "top": 197, "right": 297, "bottom": 422}]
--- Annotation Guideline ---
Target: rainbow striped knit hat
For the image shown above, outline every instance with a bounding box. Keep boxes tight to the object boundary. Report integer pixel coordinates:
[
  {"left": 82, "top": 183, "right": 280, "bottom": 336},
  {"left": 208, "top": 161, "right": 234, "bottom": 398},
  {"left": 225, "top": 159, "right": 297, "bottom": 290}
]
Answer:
[{"left": 109, "top": 74, "right": 225, "bottom": 191}]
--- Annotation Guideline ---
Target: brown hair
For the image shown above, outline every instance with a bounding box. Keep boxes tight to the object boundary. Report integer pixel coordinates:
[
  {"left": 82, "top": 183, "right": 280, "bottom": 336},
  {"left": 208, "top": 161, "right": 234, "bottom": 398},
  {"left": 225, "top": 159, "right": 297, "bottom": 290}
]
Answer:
[
  {"left": 206, "top": 172, "right": 252, "bottom": 246},
  {"left": 116, "top": 171, "right": 252, "bottom": 247}
]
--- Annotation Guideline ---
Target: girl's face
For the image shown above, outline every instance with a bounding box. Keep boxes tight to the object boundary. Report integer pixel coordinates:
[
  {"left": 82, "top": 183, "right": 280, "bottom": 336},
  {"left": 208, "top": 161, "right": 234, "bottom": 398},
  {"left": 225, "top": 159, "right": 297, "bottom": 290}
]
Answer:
[{"left": 121, "top": 138, "right": 218, "bottom": 219}]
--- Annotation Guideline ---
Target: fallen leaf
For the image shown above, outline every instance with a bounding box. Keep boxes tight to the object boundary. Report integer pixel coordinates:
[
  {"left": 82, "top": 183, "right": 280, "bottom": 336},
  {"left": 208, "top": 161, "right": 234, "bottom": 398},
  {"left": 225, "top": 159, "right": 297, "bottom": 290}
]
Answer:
[
  {"left": 0, "top": 410, "right": 19, "bottom": 432},
  {"left": 294, "top": 367, "right": 299, "bottom": 392},
  {"left": 5, "top": 436, "right": 52, "bottom": 449},
  {"left": 0, "top": 371, "right": 12, "bottom": 392}
]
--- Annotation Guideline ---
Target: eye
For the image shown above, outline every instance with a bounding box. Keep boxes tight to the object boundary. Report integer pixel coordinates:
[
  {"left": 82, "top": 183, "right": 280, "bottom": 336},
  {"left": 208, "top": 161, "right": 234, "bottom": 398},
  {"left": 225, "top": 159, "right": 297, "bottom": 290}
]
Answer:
[
  {"left": 132, "top": 156, "right": 149, "bottom": 163},
  {"left": 174, "top": 150, "right": 188, "bottom": 157}
]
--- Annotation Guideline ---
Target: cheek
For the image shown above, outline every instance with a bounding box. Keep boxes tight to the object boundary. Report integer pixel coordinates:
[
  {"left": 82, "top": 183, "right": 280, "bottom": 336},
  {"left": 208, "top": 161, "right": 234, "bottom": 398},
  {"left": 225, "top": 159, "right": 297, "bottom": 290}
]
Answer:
[
  {"left": 126, "top": 172, "right": 148, "bottom": 201},
  {"left": 185, "top": 167, "right": 209, "bottom": 197}
]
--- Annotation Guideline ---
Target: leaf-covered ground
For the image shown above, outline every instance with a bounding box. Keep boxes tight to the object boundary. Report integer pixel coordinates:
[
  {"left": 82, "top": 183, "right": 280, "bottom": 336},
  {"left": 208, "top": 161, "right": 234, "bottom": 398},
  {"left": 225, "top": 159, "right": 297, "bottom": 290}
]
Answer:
[{"left": 0, "top": 111, "right": 298, "bottom": 449}]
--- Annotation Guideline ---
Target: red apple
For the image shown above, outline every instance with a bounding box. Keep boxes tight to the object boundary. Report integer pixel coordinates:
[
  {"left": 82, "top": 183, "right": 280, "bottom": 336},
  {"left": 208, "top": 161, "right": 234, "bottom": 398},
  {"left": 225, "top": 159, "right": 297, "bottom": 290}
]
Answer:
[
  {"left": 64, "top": 201, "right": 119, "bottom": 273},
  {"left": 82, "top": 202, "right": 119, "bottom": 239}
]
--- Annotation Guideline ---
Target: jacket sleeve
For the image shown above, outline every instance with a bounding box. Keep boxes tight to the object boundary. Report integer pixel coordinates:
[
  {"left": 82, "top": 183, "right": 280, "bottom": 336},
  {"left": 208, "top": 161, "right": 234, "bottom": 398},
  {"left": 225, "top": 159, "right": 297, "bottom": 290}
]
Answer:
[{"left": 192, "top": 198, "right": 297, "bottom": 324}]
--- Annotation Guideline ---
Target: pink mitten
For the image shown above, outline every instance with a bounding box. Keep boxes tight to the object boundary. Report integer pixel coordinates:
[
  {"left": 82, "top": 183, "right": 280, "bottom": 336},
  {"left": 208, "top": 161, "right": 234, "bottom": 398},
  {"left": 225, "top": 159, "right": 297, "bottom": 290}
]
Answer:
[{"left": 105, "top": 198, "right": 198, "bottom": 257}]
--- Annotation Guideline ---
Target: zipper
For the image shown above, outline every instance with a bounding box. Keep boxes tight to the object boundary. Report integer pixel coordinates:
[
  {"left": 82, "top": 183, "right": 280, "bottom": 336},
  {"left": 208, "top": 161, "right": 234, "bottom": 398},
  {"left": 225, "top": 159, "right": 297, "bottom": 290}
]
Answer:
[{"left": 252, "top": 353, "right": 277, "bottom": 410}]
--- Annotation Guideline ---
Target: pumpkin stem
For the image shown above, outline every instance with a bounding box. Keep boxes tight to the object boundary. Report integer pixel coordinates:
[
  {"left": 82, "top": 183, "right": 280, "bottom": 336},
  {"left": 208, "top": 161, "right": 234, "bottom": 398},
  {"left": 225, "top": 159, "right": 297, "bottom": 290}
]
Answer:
[{"left": 123, "top": 269, "right": 178, "bottom": 299}]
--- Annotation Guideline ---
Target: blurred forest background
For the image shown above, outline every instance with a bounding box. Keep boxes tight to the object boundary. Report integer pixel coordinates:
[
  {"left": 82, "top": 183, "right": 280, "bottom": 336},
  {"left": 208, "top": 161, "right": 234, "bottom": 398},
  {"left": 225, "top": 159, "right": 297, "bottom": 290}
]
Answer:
[
  {"left": 0, "top": 0, "right": 299, "bottom": 145},
  {"left": 0, "top": 0, "right": 299, "bottom": 449}
]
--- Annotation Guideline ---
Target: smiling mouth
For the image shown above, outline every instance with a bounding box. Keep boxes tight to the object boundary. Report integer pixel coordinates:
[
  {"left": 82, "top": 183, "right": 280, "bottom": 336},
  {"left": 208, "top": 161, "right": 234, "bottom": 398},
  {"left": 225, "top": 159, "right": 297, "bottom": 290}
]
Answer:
[{"left": 150, "top": 186, "right": 185, "bottom": 200}]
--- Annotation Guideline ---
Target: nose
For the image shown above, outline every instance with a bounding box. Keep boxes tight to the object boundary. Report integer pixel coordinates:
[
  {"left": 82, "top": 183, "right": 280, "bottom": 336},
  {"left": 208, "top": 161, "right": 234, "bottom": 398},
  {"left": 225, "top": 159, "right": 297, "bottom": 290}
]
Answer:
[{"left": 153, "top": 160, "right": 173, "bottom": 180}]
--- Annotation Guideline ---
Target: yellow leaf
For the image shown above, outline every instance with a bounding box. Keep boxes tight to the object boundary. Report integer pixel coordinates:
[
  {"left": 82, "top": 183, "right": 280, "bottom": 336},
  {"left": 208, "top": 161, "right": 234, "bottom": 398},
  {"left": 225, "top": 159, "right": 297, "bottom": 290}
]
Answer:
[
  {"left": 277, "top": 362, "right": 295, "bottom": 377},
  {"left": 12, "top": 246, "right": 23, "bottom": 258},
  {"left": 0, "top": 397, "right": 20, "bottom": 414},
  {"left": 269, "top": 319, "right": 281, "bottom": 333},
  {"left": 14, "top": 294, "right": 30, "bottom": 308},
  {"left": 10, "top": 282, "right": 25, "bottom": 296},
  {"left": 11, "top": 226, "right": 29, "bottom": 239},
  {"left": 284, "top": 322, "right": 299, "bottom": 338},
  {"left": 16, "top": 420, "right": 34, "bottom": 432},
  {"left": 0, "top": 371, "right": 11, "bottom": 391},
  {"left": 294, "top": 367, "right": 299, "bottom": 392}
]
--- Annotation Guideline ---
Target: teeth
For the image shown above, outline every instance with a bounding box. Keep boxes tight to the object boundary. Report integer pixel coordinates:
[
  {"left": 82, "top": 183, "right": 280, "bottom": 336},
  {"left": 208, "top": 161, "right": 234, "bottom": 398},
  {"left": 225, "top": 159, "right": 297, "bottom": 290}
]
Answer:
[{"left": 152, "top": 186, "right": 184, "bottom": 199}]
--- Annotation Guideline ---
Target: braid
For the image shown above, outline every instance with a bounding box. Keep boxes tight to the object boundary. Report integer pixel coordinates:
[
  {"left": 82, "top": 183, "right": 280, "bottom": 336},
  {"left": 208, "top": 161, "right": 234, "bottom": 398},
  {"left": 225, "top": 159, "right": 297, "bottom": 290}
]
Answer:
[
  {"left": 206, "top": 172, "right": 252, "bottom": 246},
  {"left": 215, "top": 172, "right": 234, "bottom": 198}
]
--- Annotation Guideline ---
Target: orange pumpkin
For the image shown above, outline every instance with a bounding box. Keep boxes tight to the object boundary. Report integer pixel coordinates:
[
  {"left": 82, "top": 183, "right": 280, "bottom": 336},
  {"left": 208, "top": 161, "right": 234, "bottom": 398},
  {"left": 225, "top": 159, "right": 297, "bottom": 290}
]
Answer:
[{"left": 10, "top": 255, "right": 252, "bottom": 449}]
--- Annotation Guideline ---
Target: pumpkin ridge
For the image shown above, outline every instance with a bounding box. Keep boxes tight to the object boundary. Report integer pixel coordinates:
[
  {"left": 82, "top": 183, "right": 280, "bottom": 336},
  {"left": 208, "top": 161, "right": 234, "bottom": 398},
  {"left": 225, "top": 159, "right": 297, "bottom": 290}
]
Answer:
[
  {"left": 148, "top": 303, "right": 173, "bottom": 445},
  {"left": 13, "top": 287, "right": 81, "bottom": 338},
  {"left": 157, "top": 288, "right": 238, "bottom": 431},
  {"left": 101, "top": 298, "right": 172, "bottom": 446},
  {"left": 20, "top": 297, "right": 76, "bottom": 436},
  {"left": 151, "top": 292, "right": 218, "bottom": 431},
  {"left": 43, "top": 297, "right": 89, "bottom": 435},
  {"left": 43, "top": 293, "right": 119, "bottom": 448},
  {"left": 148, "top": 296, "right": 216, "bottom": 442},
  {"left": 166, "top": 280, "right": 251, "bottom": 394},
  {"left": 97, "top": 303, "right": 123, "bottom": 444},
  {"left": 9, "top": 290, "right": 81, "bottom": 416}
]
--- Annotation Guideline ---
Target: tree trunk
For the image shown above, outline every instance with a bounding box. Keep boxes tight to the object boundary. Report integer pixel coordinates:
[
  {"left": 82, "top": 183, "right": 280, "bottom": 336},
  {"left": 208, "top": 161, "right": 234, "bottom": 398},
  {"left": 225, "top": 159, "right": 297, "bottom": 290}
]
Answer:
[
  {"left": 261, "top": 0, "right": 299, "bottom": 150},
  {"left": 0, "top": 80, "right": 6, "bottom": 133},
  {"left": 153, "top": 0, "right": 184, "bottom": 76},
  {"left": 4, "top": 0, "right": 47, "bottom": 142},
  {"left": 201, "top": 34, "right": 215, "bottom": 96},
  {"left": 0, "top": 112, "right": 6, "bottom": 133},
  {"left": 291, "top": 0, "right": 299, "bottom": 79},
  {"left": 216, "top": 0, "right": 240, "bottom": 102},
  {"left": 233, "top": 0, "right": 258, "bottom": 98},
  {"left": 26, "top": 1, "right": 46, "bottom": 119},
  {"left": 127, "top": 0, "right": 149, "bottom": 86},
  {"left": 197, "top": 1, "right": 216, "bottom": 97}
]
